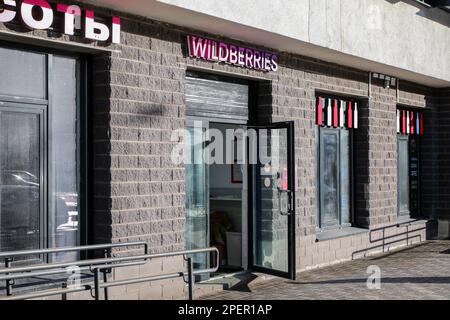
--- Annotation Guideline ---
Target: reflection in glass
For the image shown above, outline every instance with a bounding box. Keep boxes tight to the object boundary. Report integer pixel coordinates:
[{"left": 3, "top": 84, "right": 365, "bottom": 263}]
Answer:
[
  {"left": 318, "top": 128, "right": 353, "bottom": 229},
  {"left": 340, "top": 130, "right": 351, "bottom": 225},
  {"left": 398, "top": 138, "right": 410, "bottom": 216},
  {"left": 409, "top": 137, "right": 420, "bottom": 217},
  {"left": 0, "top": 112, "right": 41, "bottom": 256},
  {"left": 0, "top": 47, "right": 46, "bottom": 99},
  {"left": 321, "top": 132, "right": 339, "bottom": 226},
  {"left": 49, "top": 56, "right": 79, "bottom": 262},
  {"left": 185, "top": 125, "right": 209, "bottom": 275},
  {"left": 254, "top": 128, "right": 289, "bottom": 273}
]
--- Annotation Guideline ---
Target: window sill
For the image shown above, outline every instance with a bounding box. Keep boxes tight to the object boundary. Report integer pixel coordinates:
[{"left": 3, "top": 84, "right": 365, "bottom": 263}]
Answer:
[
  {"left": 315, "top": 226, "right": 369, "bottom": 242},
  {"left": 397, "top": 216, "right": 430, "bottom": 226}
]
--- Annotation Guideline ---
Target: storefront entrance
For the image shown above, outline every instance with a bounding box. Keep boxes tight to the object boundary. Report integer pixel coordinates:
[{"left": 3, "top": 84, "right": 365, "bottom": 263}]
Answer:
[{"left": 184, "top": 71, "right": 296, "bottom": 280}]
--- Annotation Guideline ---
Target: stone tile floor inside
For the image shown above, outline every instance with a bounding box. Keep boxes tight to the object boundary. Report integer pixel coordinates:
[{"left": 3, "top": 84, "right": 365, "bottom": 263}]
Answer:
[{"left": 201, "top": 241, "right": 450, "bottom": 300}]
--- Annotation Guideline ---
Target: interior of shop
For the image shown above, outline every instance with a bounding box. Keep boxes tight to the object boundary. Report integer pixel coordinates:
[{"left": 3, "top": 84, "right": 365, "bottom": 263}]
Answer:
[{"left": 208, "top": 122, "right": 247, "bottom": 274}]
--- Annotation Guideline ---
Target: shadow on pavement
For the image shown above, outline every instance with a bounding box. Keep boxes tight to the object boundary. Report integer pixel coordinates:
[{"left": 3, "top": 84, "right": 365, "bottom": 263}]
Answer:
[{"left": 287, "top": 276, "right": 450, "bottom": 285}]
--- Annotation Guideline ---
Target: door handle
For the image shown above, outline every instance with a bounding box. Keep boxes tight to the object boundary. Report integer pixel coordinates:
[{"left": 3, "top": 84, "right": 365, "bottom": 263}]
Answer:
[{"left": 278, "top": 189, "right": 293, "bottom": 216}]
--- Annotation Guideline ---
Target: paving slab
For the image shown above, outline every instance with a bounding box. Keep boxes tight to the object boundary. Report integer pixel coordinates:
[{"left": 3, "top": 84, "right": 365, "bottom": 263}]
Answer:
[{"left": 201, "top": 241, "right": 450, "bottom": 300}]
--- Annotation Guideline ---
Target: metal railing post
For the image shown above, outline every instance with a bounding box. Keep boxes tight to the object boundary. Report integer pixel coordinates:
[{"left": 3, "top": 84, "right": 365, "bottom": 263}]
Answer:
[
  {"left": 406, "top": 225, "right": 410, "bottom": 246},
  {"left": 5, "top": 258, "right": 13, "bottom": 296},
  {"left": 187, "top": 257, "right": 194, "bottom": 301},
  {"left": 103, "top": 249, "right": 111, "bottom": 300},
  {"left": 94, "top": 268, "right": 101, "bottom": 301},
  {"left": 62, "top": 283, "right": 68, "bottom": 301}
]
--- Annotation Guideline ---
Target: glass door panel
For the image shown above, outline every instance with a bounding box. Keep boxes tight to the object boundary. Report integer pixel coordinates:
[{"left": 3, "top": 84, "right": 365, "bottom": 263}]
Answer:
[
  {"left": 49, "top": 56, "right": 80, "bottom": 262},
  {"left": 252, "top": 121, "right": 295, "bottom": 279},
  {"left": 0, "top": 110, "right": 43, "bottom": 257},
  {"left": 185, "top": 120, "right": 209, "bottom": 275},
  {"left": 0, "top": 47, "right": 46, "bottom": 99}
]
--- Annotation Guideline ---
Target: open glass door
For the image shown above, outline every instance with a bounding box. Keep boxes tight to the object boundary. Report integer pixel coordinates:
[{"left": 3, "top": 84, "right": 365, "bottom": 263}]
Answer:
[{"left": 250, "top": 121, "right": 296, "bottom": 279}]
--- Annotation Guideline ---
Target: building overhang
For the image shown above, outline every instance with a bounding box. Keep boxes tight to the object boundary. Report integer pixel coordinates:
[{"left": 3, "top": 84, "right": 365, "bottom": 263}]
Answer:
[{"left": 81, "top": 0, "right": 450, "bottom": 89}]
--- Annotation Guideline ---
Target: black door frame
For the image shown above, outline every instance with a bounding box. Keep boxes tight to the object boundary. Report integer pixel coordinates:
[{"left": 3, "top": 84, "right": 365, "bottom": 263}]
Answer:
[
  {"left": 0, "top": 104, "right": 47, "bottom": 252},
  {"left": 247, "top": 121, "right": 296, "bottom": 280},
  {"left": 0, "top": 40, "right": 90, "bottom": 258}
]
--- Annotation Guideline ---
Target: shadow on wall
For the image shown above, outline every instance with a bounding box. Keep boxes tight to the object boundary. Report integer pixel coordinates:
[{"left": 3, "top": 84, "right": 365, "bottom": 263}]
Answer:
[
  {"left": 91, "top": 69, "right": 181, "bottom": 252},
  {"left": 383, "top": 0, "right": 450, "bottom": 28},
  {"left": 351, "top": 219, "right": 439, "bottom": 260}
]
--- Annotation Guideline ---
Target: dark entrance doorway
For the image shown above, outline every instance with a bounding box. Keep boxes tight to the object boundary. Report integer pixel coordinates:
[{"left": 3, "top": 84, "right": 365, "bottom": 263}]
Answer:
[{"left": 184, "top": 71, "right": 296, "bottom": 280}]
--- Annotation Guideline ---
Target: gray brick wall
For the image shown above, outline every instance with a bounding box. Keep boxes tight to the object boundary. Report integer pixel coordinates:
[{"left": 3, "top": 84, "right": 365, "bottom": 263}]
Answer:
[
  {"left": 423, "top": 88, "right": 450, "bottom": 225},
  {"left": 91, "top": 17, "right": 187, "bottom": 253},
  {"left": 363, "top": 83, "right": 399, "bottom": 227}
]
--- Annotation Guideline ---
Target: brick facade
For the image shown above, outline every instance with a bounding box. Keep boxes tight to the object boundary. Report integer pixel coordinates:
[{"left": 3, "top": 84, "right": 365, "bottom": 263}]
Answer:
[
  {"left": 423, "top": 88, "right": 450, "bottom": 238},
  {"left": 0, "top": 1, "right": 448, "bottom": 299}
]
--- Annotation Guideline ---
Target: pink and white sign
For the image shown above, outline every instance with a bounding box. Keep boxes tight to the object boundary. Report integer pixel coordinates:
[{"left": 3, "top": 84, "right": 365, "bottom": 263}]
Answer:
[
  {"left": 187, "top": 35, "right": 278, "bottom": 73},
  {"left": 0, "top": 0, "right": 121, "bottom": 44}
]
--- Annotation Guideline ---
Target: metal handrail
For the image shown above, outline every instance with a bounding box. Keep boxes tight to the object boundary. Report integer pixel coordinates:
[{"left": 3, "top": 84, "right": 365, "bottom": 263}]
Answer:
[
  {"left": 0, "top": 241, "right": 149, "bottom": 296},
  {"left": 0, "top": 246, "right": 219, "bottom": 301},
  {"left": 92, "top": 247, "right": 219, "bottom": 301},
  {"left": 352, "top": 219, "right": 427, "bottom": 259},
  {"left": 369, "top": 219, "right": 425, "bottom": 242},
  {"left": 0, "top": 241, "right": 149, "bottom": 259},
  {"left": 0, "top": 247, "right": 216, "bottom": 277},
  {"left": 0, "top": 262, "right": 144, "bottom": 282},
  {"left": 415, "top": 0, "right": 432, "bottom": 7}
]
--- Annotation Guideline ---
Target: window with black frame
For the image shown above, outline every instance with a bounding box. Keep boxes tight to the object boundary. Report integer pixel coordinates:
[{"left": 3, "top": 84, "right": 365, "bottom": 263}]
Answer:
[
  {"left": 0, "top": 44, "right": 86, "bottom": 263},
  {"left": 315, "top": 96, "right": 357, "bottom": 230},
  {"left": 396, "top": 108, "right": 423, "bottom": 218}
]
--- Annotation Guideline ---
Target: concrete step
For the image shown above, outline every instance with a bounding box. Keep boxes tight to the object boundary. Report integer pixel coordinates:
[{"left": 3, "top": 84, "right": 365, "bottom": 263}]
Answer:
[{"left": 197, "top": 272, "right": 260, "bottom": 291}]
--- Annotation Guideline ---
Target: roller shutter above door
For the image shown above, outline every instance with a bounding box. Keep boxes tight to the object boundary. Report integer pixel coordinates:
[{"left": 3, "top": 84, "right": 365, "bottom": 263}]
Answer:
[{"left": 185, "top": 72, "right": 249, "bottom": 122}]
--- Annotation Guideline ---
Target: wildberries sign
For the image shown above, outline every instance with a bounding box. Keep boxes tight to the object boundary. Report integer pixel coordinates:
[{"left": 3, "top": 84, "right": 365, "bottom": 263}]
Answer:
[
  {"left": 187, "top": 35, "right": 279, "bottom": 72},
  {"left": 0, "top": 0, "right": 121, "bottom": 44}
]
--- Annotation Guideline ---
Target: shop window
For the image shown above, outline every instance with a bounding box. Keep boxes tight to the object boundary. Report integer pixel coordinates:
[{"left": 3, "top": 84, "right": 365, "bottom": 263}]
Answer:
[
  {"left": 396, "top": 108, "right": 423, "bottom": 218},
  {"left": 0, "top": 44, "right": 86, "bottom": 262},
  {"left": 316, "top": 97, "right": 357, "bottom": 229}
]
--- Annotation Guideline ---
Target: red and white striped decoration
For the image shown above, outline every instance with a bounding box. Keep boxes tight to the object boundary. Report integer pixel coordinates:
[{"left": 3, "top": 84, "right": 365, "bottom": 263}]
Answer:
[
  {"left": 397, "top": 109, "right": 424, "bottom": 136},
  {"left": 316, "top": 97, "right": 358, "bottom": 130}
]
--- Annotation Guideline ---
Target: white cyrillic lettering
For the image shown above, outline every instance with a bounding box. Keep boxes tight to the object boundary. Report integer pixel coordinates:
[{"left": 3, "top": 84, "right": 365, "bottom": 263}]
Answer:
[
  {"left": 57, "top": 4, "right": 81, "bottom": 36},
  {"left": 21, "top": 0, "right": 53, "bottom": 30},
  {"left": 0, "top": 0, "right": 16, "bottom": 23},
  {"left": 85, "top": 10, "right": 109, "bottom": 42},
  {"left": 112, "top": 16, "right": 121, "bottom": 44}
]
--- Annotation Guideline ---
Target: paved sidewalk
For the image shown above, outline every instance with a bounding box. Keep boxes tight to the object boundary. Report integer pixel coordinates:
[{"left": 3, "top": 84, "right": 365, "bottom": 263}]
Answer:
[{"left": 202, "top": 241, "right": 450, "bottom": 300}]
